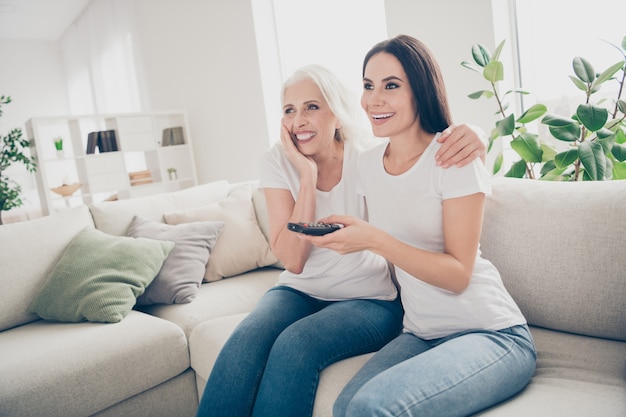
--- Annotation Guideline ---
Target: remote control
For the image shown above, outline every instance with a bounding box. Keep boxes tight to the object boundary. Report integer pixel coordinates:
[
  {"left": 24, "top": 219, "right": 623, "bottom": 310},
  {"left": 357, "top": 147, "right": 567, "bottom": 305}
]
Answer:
[{"left": 287, "top": 222, "right": 343, "bottom": 236}]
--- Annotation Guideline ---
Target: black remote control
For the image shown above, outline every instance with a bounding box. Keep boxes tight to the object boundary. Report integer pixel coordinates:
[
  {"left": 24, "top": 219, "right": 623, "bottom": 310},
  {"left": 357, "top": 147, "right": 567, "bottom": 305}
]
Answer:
[{"left": 287, "top": 222, "right": 343, "bottom": 236}]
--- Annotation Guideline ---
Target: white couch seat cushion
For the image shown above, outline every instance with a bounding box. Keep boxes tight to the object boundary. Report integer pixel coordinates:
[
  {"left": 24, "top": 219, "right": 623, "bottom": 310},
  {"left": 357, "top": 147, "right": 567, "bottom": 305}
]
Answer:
[
  {"left": 0, "top": 311, "right": 189, "bottom": 417},
  {"left": 187, "top": 311, "right": 374, "bottom": 417},
  {"left": 136, "top": 267, "right": 280, "bottom": 337},
  {"left": 476, "top": 327, "right": 626, "bottom": 417}
]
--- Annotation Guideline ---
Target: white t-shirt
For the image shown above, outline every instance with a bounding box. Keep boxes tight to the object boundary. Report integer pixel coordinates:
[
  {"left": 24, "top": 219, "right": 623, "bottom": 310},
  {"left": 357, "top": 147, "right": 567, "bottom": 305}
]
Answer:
[
  {"left": 358, "top": 135, "right": 526, "bottom": 339},
  {"left": 259, "top": 141, "right": 398, "bottom": 302}
]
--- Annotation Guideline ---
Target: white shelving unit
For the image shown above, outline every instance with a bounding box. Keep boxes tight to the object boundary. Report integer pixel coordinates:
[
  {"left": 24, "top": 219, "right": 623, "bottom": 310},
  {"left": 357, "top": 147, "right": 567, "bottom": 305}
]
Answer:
[{"left": 26, "top": 111, "right": 198, "bottom": 215}]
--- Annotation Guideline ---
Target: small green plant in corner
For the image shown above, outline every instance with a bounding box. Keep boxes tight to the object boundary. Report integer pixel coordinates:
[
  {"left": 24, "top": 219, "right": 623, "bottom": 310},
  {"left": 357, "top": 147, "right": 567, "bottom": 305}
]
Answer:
[
  {"left": 461, "top": 37, "right": 626, "bottom": 181},
  {"left": 53, "top": 137, "right": 63, "bottom": 151},
  {"left": 0, "top": 95, "right": 37, "bottom": 225}
]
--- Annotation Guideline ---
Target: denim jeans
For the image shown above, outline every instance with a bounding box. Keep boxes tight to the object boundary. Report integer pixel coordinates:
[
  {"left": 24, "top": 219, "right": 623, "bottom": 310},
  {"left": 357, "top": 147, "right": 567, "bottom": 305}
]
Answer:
[
  {"left": 195, "top": 285, "right": 403, "bottom": 417},
  {"left": 334, "top": 324, "right": 536, "bottom": 417}
]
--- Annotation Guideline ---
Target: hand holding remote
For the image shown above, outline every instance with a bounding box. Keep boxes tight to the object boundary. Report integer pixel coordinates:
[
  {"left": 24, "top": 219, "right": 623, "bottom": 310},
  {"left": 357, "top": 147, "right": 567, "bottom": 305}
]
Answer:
[{"left": 287, "top": 222, "right": 343, "bottom": 236}]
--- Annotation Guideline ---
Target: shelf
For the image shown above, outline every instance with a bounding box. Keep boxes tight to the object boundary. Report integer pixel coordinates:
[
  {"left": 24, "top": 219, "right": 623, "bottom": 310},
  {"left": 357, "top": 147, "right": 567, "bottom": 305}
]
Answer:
[{"left": 27, "top": 111, "right": 198, "bottom": 215}]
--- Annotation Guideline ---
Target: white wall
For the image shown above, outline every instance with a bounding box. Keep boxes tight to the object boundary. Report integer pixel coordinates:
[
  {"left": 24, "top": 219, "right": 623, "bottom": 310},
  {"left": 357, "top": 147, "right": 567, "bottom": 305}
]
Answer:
[
  {"left": 132, "top": 0, "right": 270, "bottom": 184},
  {"left": 384, "top": 0, "right": 499, "bottom": 132},
  {"left": 1, "top": 0, "right": 504, "bottom": 217},
  {"left": 0, "top": 40, "right": 69, "bottom": 211}
]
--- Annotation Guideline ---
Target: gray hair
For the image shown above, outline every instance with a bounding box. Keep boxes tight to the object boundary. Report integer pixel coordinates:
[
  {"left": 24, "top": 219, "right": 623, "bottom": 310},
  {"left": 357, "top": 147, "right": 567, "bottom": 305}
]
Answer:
[{"left": 281, "top": 64, "right": 371, "bottom": 149}]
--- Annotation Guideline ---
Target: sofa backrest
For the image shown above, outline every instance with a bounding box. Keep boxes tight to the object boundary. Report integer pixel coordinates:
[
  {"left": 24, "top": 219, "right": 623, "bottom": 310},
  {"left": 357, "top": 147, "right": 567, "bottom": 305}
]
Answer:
[
  {"left": 0, "top": 205, "right": 95, "bottom": 331},
  {"left": 480, "top": 177, "right": 626, "bottom": 342},
  {"left": 89, "top": 180, "right": 230, "bottom": 236}
]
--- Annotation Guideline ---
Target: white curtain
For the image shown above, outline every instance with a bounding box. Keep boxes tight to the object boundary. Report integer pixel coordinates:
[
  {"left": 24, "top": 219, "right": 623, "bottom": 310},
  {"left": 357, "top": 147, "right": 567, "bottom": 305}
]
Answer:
[{"left": 60, "top": 0, "right": 143, "bottom": 115}]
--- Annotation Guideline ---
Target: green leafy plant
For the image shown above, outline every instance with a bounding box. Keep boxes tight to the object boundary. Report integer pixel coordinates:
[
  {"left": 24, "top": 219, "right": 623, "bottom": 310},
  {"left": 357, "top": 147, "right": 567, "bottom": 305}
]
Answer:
[
  {"left": 0, "top": 95, "right": 37, "bottom": 225},
  {"left": 53, "top": 137, "right": 63, "bottom": 151},
  {"left": 461, "top": 36, "right": 626, "bottom": 180}
]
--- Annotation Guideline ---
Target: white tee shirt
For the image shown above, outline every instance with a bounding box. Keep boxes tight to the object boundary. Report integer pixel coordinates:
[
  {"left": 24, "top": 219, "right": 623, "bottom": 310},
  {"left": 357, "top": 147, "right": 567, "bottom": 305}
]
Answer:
[
  {"left": 259, "top": 141, "right": 398, "bottom": 302},
  {"left": 358, "top": 135, "right": 526, "bottom": 339}
]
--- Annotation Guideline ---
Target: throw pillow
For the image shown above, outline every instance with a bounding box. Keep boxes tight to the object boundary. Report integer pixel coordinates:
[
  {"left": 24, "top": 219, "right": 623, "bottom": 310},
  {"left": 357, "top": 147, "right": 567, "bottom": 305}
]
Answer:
[
  {"left": 29, "top": 227, "right": 174, "bottom": 323},
  {"left": 164, "top": 185, "right": 278, "bottom": 281},
  {"left": 127, "top": 215, "right": 224, "bottom": 305}
]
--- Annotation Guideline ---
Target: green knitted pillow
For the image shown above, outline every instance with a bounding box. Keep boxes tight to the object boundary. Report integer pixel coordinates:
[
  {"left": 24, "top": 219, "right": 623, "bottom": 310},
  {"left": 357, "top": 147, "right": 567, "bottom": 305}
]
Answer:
[{"left": 29, "top": 227, "right": 174, "bottom": 323}]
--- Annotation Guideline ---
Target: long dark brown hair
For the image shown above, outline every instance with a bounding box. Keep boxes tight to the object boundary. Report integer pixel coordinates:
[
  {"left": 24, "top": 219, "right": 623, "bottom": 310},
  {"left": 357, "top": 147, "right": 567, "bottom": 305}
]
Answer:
[{"left": 363, "top": 34, "right": 452, "bottom": 134}]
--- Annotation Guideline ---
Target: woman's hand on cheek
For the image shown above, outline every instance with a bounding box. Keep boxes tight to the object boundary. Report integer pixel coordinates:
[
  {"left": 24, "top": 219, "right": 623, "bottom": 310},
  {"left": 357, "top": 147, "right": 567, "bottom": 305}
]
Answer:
[{"left": 280, "top": 121, "right": 317, "bottom": 179}]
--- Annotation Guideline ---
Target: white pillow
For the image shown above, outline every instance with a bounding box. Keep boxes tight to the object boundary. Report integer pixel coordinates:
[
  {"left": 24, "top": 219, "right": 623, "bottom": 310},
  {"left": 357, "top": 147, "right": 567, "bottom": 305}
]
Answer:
[{"left": 164, "top": 185, "right": 278, "bottom": 281}]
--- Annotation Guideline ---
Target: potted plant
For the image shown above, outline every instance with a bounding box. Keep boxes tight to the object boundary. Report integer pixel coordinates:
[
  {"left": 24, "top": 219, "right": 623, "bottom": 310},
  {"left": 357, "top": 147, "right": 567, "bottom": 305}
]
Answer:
[
  {"left": 461, "top": 36, "right": 626, "bottom": 180},
  {"left": 53, "top": 137, "right": 64, "bottom": 158},
  {"left": 0, "top": 95, "right": 38, "bottom": 225}
]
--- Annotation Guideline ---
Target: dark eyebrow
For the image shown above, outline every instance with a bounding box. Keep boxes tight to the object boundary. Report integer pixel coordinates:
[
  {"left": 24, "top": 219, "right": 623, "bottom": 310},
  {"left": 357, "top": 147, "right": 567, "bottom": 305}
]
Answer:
[{"left": 362, "top": 76, "right": 404, "bottom": 83}]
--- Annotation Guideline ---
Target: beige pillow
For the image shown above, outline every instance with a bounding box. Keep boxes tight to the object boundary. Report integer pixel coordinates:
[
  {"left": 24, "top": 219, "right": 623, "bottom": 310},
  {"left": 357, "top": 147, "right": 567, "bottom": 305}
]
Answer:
[{"left": 164, "top": 185, "right": 278, "bottom": 281}]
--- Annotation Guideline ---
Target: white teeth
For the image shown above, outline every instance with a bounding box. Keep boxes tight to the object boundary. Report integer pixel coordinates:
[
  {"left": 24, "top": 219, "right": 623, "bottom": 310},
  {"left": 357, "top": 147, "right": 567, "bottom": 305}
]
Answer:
[
  {"left": 372, "top": 113, "right": 393, "bottom": 119},
  {"left": 295, "top": 133, "right": 315, "bottom": 140}
]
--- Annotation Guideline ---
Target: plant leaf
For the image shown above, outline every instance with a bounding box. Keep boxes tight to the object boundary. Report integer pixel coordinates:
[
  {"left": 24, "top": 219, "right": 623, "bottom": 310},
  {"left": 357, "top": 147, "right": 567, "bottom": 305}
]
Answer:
[
  {"left": 492, "top": 152, "right": 503, "bottom": 175},
  {"left": 542, "top": 115, "right": 580, "bottom": 142},
  {"left": 576, "top": 104, "right": 608, "bottom": 132},
  {"left": 461, "top": 61, "right": 482, "bottom": 73},
  {"left": 496, "top": 113, "right": 515, "bottom": 136},
  {"left": 541, "top": 114, "right": 576, "bottom": 127},
  {"left": 597, "top": 131, "right": 616, "bottom": 154},
  {"left": 503, "top": 89, "right": 530, "bottom": 99},
  {"left": 612, "top": 160, "right": 626, "bottom": 179},
  {"left": 548, "top": 125, "right": 581, "bottom": 142},
  {"left": 472, "top": 44, "right": 491, "bottom": 67},
  {"left": 517, "top": 104, "right": 547, "bottom": 124},
  {"left": 468, "top": 90, "right": 494, "bottom": 99},
  {"left": 504, "top": 159, "right": 527, "bottom": 178},
  {"left": 569, "top": 76, "right": 588, "bottom": 91},
  {"left": 554, "top": 149, "right": 579, "bottom": 169},
  {"left": 596, "top": 128, "right": 616, "bottom": 140},
  {"left": 539, "top": 160, "right": 569, "bottom": 180},
  {"left": 612, "top": 143, "right": 626, "bottom": 161},
  {"left": 540, "top": 143, "right": 557, "bottom": 162},
  {"left": 591, "top": 61, "right": 625, "bottom": 89},
  {"left": 492, "top": 40, "right": 506, "bottom": 62},
  {"left": 618, "top": 99, "right": 626, "bottom": 114},
  {"left": 572, "top": 57, "right": 595, "bottom": 83},
  {"left": 510, "top": 133, "right": 543, "bottom": 162},
  {"left": 483, "top": 61, "right": 504, "bottom": 83},
  {"left": 579, "top": 140, "right": 606, "bottom": 180}
]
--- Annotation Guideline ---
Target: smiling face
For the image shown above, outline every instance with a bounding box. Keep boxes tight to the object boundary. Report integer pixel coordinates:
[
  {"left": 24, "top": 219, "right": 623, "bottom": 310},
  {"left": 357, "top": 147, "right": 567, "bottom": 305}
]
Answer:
[
  {"left": 361, "top": 52, "right": 419, "bottom": 139},
  {"left": 282, "top": 78, "right": 341, "bottom": 157}
]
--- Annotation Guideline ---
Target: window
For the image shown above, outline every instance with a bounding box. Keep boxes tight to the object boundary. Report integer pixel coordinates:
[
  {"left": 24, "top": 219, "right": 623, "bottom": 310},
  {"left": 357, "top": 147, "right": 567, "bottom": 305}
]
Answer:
[
  {"left": 253, "top": 0, "right": 388, "bottom": 144},
  {"left": 488, "top": 0, "right": 625, "bottom": 173}
]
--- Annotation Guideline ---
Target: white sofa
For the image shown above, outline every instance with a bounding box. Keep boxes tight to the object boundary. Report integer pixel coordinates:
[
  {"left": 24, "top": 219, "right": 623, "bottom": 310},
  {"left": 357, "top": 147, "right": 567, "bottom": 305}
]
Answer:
[{"left": 0, "top": 178, "right": 624, "bottom": 417}]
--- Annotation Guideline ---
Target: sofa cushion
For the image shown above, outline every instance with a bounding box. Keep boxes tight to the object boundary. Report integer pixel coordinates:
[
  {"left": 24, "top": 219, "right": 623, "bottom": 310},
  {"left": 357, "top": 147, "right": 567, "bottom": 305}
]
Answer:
[
  {"left": 163, "top": 184, "right": 278, "bottom": 281},
  {"left": 29, "top": 227, "right": 174, "bottom": 323},
  {"left": 187, "top": 312, "right": 374, "bottom": 417},
  {"left": 91, "top": 370, "right": 197, "bottom": 417},
  {"left": 0, "top": 205, "right": 94, "bottom": 331},
  {"left": 128, "top": 215, "right": 225, "bottom": 305},
  {"left": 481, "top": 177, "right": 626, "bottom": 341},
  {"left": 250, "top": 184, "right": 284, "bottom": 269},
  {"left": 475, "top": 326, "right": 626, "bottom": 417},
  {"left": 89, "top": 180, "right": 230, "bottom": 236},
  {"left": 136, "top": 267, "right": 280, "bottom": 337},
  {"left": 0, "top": 311, "right": 189, "bottom": 417}
]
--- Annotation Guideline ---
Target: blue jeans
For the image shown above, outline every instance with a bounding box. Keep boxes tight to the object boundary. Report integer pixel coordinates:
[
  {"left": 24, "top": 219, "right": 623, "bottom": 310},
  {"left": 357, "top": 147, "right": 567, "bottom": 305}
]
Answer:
[
  {"left": 334, "top": 324, "right": 536, "bottom": 417},
  {"left": 195, "top": 285, "right": 403, "bottom": 417}
]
